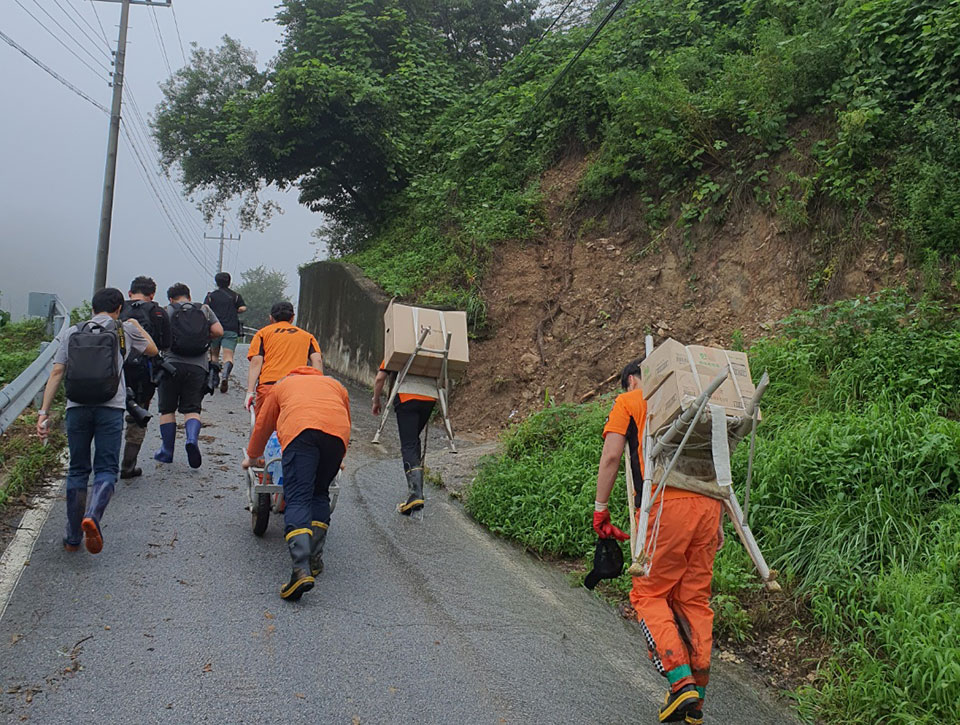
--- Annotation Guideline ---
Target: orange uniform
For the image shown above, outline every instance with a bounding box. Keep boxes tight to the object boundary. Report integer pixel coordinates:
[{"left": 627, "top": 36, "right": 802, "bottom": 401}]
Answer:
[
  {"left": 378, "top": 360, "right": 436, "bottom": 404},
  {"left": 603, "top": 388, "right": 721, "bottom": 703},
  {"left": 248, "top": 322, "right": 322, "bottom": 402},
  {"left": 247, "top": 367, "right": 351, "bottom": 458}
]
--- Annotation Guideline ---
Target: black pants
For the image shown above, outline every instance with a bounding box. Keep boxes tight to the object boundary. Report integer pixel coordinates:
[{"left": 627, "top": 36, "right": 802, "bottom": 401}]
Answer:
[
  {"left": 157, "top": 363, "right": 206, "bottom": 415},
  {"left": 394, "top": 399, "right": 435, "bottom": 472},
  {"left": 281, "top": 429, "right": 345, "bottom": 534}
]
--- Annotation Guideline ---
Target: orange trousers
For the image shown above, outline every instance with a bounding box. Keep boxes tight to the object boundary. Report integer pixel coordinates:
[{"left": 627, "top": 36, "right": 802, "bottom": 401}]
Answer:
[{"left": 630, "top": 494, "right": 722, "bottom": 701}]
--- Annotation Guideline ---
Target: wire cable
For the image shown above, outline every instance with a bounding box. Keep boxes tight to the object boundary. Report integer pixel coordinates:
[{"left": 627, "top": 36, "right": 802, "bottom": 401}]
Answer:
[
  {"left": 0, "top": 28, "right": 109, "bottom": 113},
  {"left": 170, "top": 1, "right": 187, "bottom": 65},
  {"left": 23, "top": 0, "right": 111, "bottom": 68},
  {"left": 85, "top": 0, "right": 110, "bottom": 45},
  {"left": 12, "top": 0, "right": 111, "bottom": 80},
  {"left": 50, "top": 0, "right": 112, "bottom": 59},
  {"left": 121, "top": 123, "right": 213, "bottom": 277},
  {"left": 528, "top": 0, "right": 628, "bottom": 113},
  {"left": 148, "top": 4, "right": 172, "bottom": 76}
]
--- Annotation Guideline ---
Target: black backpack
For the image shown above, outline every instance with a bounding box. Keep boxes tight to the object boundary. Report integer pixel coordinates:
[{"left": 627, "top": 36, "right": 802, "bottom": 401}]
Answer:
[
  {"left": 169, "top": 302, "right": 210, "bottom": 356},
  {"left": 120, "top": 300, "right": 171, "bottom": 358},
  {"left": 64, "top": 320, "right": 126, "bottom": 405}
]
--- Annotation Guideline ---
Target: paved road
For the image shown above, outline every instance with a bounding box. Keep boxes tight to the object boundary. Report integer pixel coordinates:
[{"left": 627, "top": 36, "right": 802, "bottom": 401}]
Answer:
[{"left": 0, "top": 352, "right": 793, "bottom": 724}]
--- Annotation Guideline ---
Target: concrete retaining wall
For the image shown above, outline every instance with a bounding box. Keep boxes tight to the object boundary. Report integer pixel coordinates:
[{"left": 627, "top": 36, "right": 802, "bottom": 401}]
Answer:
[{"left": 297, "top": 261, "right": 390, "bottom": 386}]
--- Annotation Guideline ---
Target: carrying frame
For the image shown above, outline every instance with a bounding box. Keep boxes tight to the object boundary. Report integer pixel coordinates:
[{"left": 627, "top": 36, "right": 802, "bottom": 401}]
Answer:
[{"left": 627, "top": 336, "right": 780, "bottom": 592}]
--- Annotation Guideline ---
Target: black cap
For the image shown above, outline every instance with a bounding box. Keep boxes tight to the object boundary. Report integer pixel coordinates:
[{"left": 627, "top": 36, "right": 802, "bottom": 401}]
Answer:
[{"left": 584, "top": 537, "right": 625, "bottom": 589}]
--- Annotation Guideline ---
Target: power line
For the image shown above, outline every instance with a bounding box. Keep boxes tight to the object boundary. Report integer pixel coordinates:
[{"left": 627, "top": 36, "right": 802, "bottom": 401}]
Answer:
[
  {"left": 85, "top": 0, "right": 109, "bottom": 45},
  {"left": 170, "top": 2, "right": 187, "bottom": 65},
  {"left": 12, "top": 0, "right": 111, "bottom": 80},
  {"left": 23, "top": 0, "right": 111, "bottom": 68},
  {"left": 50, "top": 0, "right": 112, "bottom": 59},
  {"left": 529, "top": 0, "right": 628, "bottom": 113},
  {"left": 120, "top": 123, "right": 214, "bottom": 277},
  {"left": 148, "top": 4, "right": 171, "bottom": 76},
  {"left": 0, "top": 28, "right": 109, "bottom": 112}
]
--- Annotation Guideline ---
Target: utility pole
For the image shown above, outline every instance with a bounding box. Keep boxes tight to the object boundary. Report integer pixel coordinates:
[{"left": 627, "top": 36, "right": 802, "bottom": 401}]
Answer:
[
  {"left": 92, "top": 0, "right": 173, "bottom": 295},
  {"left": 204, "top": 218, "right": 241, "bottom": 275}
]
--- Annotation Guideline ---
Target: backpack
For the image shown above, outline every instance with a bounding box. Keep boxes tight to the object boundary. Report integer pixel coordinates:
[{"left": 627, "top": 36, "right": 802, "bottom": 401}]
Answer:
[
  {"left": 64, "top": 320, "right": 126, "bottom": 405},
  {"left": 120, "top": 300, "right": 171, "bottom": 360},
  {"left": 169, "top": 302, "right": 210, "bottom": 357}
]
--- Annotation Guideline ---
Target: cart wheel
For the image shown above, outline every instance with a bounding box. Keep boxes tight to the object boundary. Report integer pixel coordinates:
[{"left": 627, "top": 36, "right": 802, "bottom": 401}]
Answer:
[{"left": 252, "top": 492, "right": 271, "bottom": 536}]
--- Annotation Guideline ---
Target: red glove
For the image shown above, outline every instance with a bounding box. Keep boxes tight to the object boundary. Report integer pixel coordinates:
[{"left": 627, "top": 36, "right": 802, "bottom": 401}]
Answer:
[{"left": 593, "top": 509, "right": 629, "bottom": 542}]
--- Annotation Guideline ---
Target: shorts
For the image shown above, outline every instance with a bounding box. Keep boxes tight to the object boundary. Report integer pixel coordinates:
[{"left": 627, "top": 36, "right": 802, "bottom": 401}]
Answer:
[
  {"left": 211, "top": 330, "right": 239, "bottom": 352},
  {"left": 157, "top": 363, "right": 207, "bottom": 415}
]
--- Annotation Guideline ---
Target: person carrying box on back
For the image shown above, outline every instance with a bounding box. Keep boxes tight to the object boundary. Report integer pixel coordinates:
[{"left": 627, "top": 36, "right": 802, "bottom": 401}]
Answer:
[
  {"left": 243, "top": 367, "right": 350, "bottom": 601},
  {"left": 592, "top": 360, "right": 724, "bottom": 725},
  {"left": 245, "top": 301, "right": 323, "bottom": 412},
  {"left": 371, "top": 362, "right": 436, "bottom": 515}
]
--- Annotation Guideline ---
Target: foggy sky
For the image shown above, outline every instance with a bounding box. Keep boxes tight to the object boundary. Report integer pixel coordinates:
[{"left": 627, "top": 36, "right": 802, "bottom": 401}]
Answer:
[{"left": 1, "top": 1, "right": 324, "bottom": 319}]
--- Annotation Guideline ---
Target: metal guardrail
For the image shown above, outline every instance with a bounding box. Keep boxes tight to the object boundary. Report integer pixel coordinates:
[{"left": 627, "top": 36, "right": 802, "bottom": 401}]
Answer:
[
  {"left": 0, "top": 297, "right": 68, "bottom": 435},
  {"left": 241, "top": 325, "right": 259, "bottom": 342}
]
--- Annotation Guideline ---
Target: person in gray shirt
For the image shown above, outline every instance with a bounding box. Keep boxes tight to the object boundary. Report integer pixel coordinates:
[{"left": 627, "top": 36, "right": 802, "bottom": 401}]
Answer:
[
  {"left": 37, "top": 287, "right": 156, "bottom": 554},
  {"left": 154, "top": 282, "right": 223, "bottom": 468}
]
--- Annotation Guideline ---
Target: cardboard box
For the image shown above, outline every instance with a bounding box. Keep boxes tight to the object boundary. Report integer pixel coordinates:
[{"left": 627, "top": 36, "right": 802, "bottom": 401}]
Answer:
[
  {"left": 646, "top": 369, "right": 754, "bottom": 433},
  {"left": 641, "top": 338, "right": 755, "bottom": 400},
  {"left": 383, "top": 302, "right": 469, "bottom": 378}
]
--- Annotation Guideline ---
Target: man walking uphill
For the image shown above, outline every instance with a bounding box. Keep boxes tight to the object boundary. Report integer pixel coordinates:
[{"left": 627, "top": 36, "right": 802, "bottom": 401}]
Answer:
[
  {"left": 204, "top": 272, "right": 246, "bottom": 393},
  {"left": 592, "top": 361, "right": 724, "bottom": 725},
  {"left": 243, "top": 367, "right": 350, "bottom": 601},
  {"left": 155, "top": 283, "right": 223, "bottom": 468},
  {"left": 119, "top": 276, "right": 171, "bottom": 479},
  {"left": 245, "top": 301, "right": 322, "bottom": 412},
  {"left": 36, "top": 288, "right": 157, "bottom": 554}
]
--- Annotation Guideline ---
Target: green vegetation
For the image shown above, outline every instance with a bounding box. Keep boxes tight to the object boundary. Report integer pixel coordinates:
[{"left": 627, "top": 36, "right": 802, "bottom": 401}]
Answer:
[
  {"left": 156, "top": 0, "right": 960, "bottom": 316},
  {"left": 467, "top": 290, "right": 960, "bottom": 723},
  {"left": 234, "top": 266, "right": 289, "bottom": 329},
  {"left": 0, "top": 315, "right": 66, "bottom": 511}
]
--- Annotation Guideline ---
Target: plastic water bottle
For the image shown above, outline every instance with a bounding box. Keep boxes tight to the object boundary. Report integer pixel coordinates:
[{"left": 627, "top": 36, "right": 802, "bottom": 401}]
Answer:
[{"left": 264, "top": 432, "right": 283, "bottom": 486}]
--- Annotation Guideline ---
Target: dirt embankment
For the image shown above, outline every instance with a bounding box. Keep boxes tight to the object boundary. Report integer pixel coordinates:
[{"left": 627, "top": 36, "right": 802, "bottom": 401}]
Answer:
[{"left": 453, "top": 149, "right": 911, "bottom": 435}]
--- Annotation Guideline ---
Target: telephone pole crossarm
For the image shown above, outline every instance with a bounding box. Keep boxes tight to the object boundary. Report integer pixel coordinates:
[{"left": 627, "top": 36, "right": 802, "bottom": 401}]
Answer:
[{"left": 204, "top": 218, "right": 241, "bottom": 275}]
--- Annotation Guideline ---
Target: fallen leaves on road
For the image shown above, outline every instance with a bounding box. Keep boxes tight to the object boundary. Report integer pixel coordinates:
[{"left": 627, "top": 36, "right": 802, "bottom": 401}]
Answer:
[{"left": 202, "top": 662, "right": 212, "bottom": 673}]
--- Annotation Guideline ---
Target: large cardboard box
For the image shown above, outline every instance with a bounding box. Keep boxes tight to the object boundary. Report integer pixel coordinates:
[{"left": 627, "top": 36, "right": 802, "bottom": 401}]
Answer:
[
  {"left": 642, "top": 338, "right": 757, "bottom": 433},
  {"left": 641, "top": 338, "right": 755, "bottom": 401},
  {"left": 383, "top": 302, "right": 469, "bottom": 378}
]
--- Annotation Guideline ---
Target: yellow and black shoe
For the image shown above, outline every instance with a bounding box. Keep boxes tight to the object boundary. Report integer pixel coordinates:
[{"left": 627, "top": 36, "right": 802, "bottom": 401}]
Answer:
[
  {"left": 280, "top": 529, "right": 315, "bottom": 601},
  {"left": 685, "top": 709, "right": 704, "bottom": 724},
  {"left": 659, "top": 685, "right": 699, "bottom": 723},
  {"left": 397, "top": 468, "right": 425, "bottom": 516},
  {"left": 310, "top": 520, "right": 328, "bottom": 576}
]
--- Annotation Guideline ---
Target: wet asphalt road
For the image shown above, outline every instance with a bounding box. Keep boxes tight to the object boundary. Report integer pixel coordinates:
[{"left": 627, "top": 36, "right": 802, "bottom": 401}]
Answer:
[{"left": 0, "top": 351, "right": 793, "bottom": 724}]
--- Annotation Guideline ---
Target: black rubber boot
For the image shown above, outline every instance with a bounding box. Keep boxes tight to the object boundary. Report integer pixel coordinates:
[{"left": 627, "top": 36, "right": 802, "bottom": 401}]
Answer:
[
  {"left": 397, "top": 467, "right": 425, "bottom": 515},
  {"left": 659, "top": 684, "right": 699, "bottom": 723},
  {"left": 280, "top": 529, "right": 315, "bottom": 601},
  {"left": 220, "top": 361, "right": 232, "bottom": 393},
  {"left": 685, "top": 709, "right": 703, "bottom": 724},
  {"left": 310, "top": 520, "right": 328, "bottom": 576}
]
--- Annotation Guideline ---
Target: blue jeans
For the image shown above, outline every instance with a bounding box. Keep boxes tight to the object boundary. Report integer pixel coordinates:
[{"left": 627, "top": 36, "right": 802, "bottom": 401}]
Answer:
[{"left": 65, "top": 406, "right": 124, "bottom": 492}]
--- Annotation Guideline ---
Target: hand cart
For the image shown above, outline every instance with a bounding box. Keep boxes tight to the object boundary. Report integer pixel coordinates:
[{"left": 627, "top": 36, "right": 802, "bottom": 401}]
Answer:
[{"left": 244, "top": 404, "right": 341, "bottom": 536}]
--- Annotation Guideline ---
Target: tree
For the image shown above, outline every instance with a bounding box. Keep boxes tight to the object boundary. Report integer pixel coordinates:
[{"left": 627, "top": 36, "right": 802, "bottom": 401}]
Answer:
[
  {"left": 152, "top": 0, "right": 542, "bottom": 237},
  {"left": 235, "top": 266, "right": 289, "bottom": 329}
]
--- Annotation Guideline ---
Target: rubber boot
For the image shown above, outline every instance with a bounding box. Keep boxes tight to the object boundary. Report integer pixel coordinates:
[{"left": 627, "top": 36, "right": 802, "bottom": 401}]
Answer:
[
  {"left": 659, "top": 684, "right": 699, "bottom": 723},
  {"left": 397, "top": 467, "right": 425, "bottom": 515},
  {"left": 184, "top": 418, "right": 202, "bottom": 469},
  {"left": 154, "top": 422, "right": 175, "bottom": 463},
  {"left": 310, "top": 520, "right": 329, "bottom": 576},
  {"left": 120, "top": 416, "right": 145, "bottom": 479},
  {"left": 220, "top": 361, "right": 232, "bottom": 393},
  {"left": 685, "top": 709, "right": 704, "bottom": 725},
  {"left": 81, "top": 477, "right": 115, "bottom": 555},
  {"left": 280, "top": 529, "right": 315, "bottom": 601},
  {"left": 63, "top": 487, "right": 87, "bottom": 551}
]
